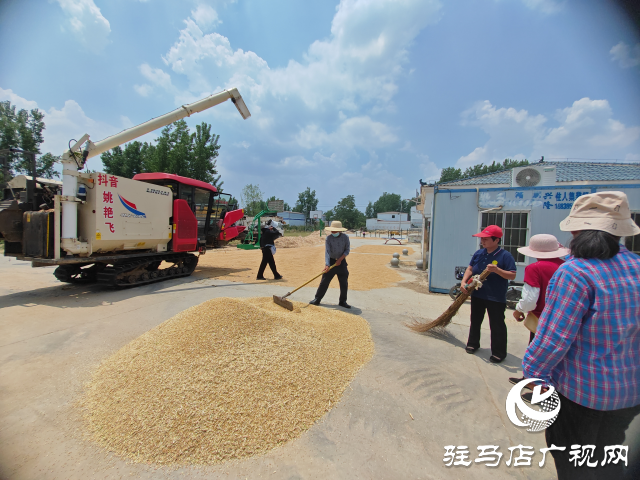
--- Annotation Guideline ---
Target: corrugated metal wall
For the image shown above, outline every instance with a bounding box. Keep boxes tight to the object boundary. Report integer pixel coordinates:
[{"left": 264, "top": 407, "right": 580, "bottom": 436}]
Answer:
[{"left": 429, "top": 185, "right": 640, "bottom": 294}]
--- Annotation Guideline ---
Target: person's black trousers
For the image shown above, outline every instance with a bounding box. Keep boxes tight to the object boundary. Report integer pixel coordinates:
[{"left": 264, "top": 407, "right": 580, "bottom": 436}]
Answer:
[
  {"left": 314, "top": 258, "right": 348, "bottom": 304},
  {"left": 545, "top": 392, "right": 640, "bottom": 480},
  {"left": 466, "top": 296, "right": 507, "bottom": 359},
  {"left": 257, "top": 247, "right": 279, "bottom": 278}
]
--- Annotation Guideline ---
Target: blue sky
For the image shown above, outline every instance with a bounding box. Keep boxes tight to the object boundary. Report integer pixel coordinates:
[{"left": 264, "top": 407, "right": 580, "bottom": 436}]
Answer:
[{"left": 1, "top": 0, "right": 639, "bottom": 211}]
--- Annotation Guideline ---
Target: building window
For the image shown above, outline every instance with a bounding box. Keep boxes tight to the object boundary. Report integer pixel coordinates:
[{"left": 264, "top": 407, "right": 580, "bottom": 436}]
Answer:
[
  {"left": 392, "top": 215, "right": 396, "bottom": 218},
  {"left": 481, "top": 211, "right": 529, "bottom": 263},
  {"left": 625, "top": 213, "right": 640, "bottom": 255}
]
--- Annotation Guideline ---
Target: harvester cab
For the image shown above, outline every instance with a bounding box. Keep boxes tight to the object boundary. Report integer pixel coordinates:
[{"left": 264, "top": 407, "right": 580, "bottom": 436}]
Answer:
[{"left": 132, "top": 173, "right": 246, "bottom": 250}]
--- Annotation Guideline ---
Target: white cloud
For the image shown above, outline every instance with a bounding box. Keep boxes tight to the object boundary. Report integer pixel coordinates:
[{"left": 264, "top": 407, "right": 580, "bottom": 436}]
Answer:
[
  {"left": 457, "top": 98, "right": 640, "bottom": 167},
  {"left": 56, "top": 0, "right": 111, "bottom": 53},
  {"left": 135, "top": 0, "right": 443, "bottom": 205},
  {"left": 0, "top": 87, "right": 38, "bottom": 110},
  {"left": 295, "top": 116, "right": 398, "bottom": 151},
  {"left": 417, "top": 154, "right": 441, "bottom": 181},
  {"left": 134, "top": 84, "right": 153, "bottom": 97},
  {"left": 191, "top": 4, "right": 221, "bottom": 31},
  {"left": 520, "top": 0, "right": 564, "bottom": 14},
  {"left": 610, "top": 41, "right": 640, "bottom": 69}
]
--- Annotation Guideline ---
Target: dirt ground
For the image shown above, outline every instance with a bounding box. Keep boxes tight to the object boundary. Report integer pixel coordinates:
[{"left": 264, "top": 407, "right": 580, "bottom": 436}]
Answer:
[
  {"left": 196, "top": 244, "right": 407, "bottom": 291},
  {"left": 352, "top": 245, "right": 415, "bottom": 255}
]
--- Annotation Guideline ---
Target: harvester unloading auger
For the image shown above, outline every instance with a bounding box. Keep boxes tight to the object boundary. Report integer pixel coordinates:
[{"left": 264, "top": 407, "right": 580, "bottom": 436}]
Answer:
[{"left": 0, "top": 88, "right": 251, "bottom": 287}]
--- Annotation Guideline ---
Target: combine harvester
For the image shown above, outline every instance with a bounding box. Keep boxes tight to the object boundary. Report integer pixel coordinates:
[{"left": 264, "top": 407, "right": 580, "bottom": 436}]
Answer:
[{"left": 0, "top": 88, "right": 250, "bottom": 287}]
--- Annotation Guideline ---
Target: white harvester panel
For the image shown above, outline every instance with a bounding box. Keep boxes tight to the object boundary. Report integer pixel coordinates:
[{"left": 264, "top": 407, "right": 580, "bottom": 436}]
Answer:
[{"left": 77, "top": 173, "right": 172, "bottom": 254}]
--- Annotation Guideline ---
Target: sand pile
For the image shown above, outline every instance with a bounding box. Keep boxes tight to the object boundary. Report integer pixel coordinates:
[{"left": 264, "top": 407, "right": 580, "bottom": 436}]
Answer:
[
  {"left": 275, "top": 231, "right": 324, "bottom": 248},
  {"left": 81, "top": 297, "right": 374, "bottom": 466}
]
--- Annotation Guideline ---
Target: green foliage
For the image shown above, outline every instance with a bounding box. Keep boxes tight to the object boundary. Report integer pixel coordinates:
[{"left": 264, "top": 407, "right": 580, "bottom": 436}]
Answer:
[
  {"left": 331, "top": 195, "right": 366, "bottom": 230},
  {"left": 36, "top": 153, "right": 60, "bottom": 179},
  {"left": 0, "top": 100, "right": 60, "bottom": 186},
  {"left": 439, "top": 166, "right": 462, "bottom": 183},
  {"left": 100, "top": 120, "right": 223, "bottom": 187},
  {"left": 365, "top": 201, "right": 374, "bottom": 218},
  {"left": 240, "top": 183, "right": 266, "bottom": 217},
  {"left": 101, "top": 141, "right": 145, "bottom": 179},
  {"left": 372, "top": 192, "right": 402, "bottom": 216},
  {"left": 438, "top": 159, "right": 530, "bottom": 183},
  {"left": 293, "top": 187, "right": 319, "bottom": 218},
  {"left": 365, "top": 192, "right": 414, "bottom": 218},
  {"left": 325, "top": 209, "right": 334, "bottom": 223}
]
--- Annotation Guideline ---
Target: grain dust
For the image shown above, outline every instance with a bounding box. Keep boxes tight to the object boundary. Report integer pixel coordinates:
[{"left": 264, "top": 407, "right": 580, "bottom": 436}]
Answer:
[{"left": 80, "top": 297, "right": 374, "bottom": 466}]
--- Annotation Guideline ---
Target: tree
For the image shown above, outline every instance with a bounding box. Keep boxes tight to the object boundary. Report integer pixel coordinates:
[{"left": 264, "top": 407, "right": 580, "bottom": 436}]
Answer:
[
  {"left": 373, "top": 192, "right": 402, "bottom": 216},
  {"left": 293, "top": 187, "right": 318, "bottom": 218},
  {"left": 438, "top": 166, "right": 462, "bottom": 183},
  {"left": 240, "top": 183, "right": 265, "bottom": 217},
  {"left": 102, "top": 141, "right": 145, "bottom": 178},
  {"left": 0, "top": 100, "right": 60, "bottom": 186},
  {"left": 190, "top": 122, "right": 222, "bottom": 186},
  {"left": 365, "top": 201, "right": 374, "bottom": 219},
  {"left": 100, "top": 120, "right": 223, "bottom": 187},
  {"left": 331, "top": 195, "right": 366, "bottom": 230},
  {"left": 438, "top": 159, "right": 530, "bottom": 184},
  {"left": 325, "top": 209, "right": 334, "bottom": 223}
]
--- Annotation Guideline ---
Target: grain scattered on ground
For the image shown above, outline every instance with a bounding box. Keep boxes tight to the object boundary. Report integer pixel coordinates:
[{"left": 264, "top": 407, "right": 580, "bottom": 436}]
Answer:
[
  {"left": 275, "top": 231, "right": 324, "bottom": 248},
  {"left": 352, "top": 245, "right": 415, "bottom": 255},
  {"left": 195, "top": 244, "right": 405, "bottom": 291},
  {"left": 80, "top": 297, "right": 374, "bottom": 466}
]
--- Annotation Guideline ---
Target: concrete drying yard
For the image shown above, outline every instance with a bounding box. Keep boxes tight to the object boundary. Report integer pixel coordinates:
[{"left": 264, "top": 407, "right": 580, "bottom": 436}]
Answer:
[{"left": 1, "top": 236, "right": 633, "bottom": 479}]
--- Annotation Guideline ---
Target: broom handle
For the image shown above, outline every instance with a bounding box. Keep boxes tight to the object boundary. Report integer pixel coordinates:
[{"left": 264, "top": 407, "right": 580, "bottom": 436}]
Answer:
[{"left": 283, "top": 265, "right": 336, "bottom": 298}]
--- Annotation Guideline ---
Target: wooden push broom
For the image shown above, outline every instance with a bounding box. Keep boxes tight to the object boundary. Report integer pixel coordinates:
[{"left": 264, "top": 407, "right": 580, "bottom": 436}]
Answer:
[{"left": 407, "top": 266, "right": 492, "bottom": 332}]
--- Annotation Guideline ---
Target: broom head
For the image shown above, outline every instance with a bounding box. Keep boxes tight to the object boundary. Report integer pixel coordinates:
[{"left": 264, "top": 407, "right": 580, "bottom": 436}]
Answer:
[{"left": 273, "top": 294, "right": 294, "bottom": 311}]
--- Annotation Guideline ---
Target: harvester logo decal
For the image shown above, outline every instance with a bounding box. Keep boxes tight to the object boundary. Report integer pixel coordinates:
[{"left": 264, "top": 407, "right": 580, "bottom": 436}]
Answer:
[{"left": 118, "top": 194, "right": 147, "bottom": 218}]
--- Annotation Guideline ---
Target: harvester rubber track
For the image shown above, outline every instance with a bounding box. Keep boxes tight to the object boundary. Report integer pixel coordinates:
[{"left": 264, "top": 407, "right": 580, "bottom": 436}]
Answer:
[
  {"left": 54, "top": 252, "right": 199, "bottom": 287},
  {"left": 96, "top": 252, "right": 199, "bottom": 287}
]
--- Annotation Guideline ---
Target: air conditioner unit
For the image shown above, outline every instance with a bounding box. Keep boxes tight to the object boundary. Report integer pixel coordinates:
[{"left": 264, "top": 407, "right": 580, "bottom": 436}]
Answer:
[{"left": 511, "top": 165, "right": 556, "bottom": 188}]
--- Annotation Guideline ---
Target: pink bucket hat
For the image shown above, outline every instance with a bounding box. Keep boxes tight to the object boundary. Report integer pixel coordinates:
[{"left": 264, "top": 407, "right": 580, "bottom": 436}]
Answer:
[{"left": 517, "top": 234, "right": 570, "bottom": 259}]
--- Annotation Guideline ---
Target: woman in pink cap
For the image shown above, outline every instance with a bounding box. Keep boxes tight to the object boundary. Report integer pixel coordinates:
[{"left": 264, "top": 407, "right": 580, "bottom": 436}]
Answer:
[{"left": 509, "top": 234, "right": 569, "bottom": 387}]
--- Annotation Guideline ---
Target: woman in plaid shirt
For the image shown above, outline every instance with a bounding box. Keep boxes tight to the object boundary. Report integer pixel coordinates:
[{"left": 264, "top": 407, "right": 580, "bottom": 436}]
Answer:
[{"left": 523, "top": 191, "right": 640, "bottom": 480}]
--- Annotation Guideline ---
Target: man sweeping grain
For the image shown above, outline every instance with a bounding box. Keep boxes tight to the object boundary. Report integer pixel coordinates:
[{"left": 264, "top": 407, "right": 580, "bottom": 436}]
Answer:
[
  {"left": 461, "top": 225, "right": 516, "bottom": 363},
  {"left": 309, "top": 221, "right": 351, "bottom": 308},
  {"left": 257, "top": 220, "right": 283, "bottom": 280}
]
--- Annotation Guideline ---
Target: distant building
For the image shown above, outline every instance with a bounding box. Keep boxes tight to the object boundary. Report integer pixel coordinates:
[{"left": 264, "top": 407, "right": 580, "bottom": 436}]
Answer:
[
  {"left": 366, "top": 211, "right": 412, "bottom": 231},
  {"left": 410, "top": 206, "right": 423, "bottom": 227},
  {"left": 278, "top": 211, "right": 306, "bottom": 227}
]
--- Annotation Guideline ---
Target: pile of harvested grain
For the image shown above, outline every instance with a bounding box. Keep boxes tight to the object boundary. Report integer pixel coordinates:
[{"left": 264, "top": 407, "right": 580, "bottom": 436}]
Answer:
[
  {"left": 275, "top": 230, "right": 324, "bottom": 248},
  {"left": 81, "top": 297, "right": 374, "bottom": 466}
]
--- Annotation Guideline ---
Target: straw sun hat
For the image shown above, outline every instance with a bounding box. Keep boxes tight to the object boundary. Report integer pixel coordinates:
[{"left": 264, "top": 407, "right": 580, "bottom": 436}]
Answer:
[
  {"left": 517, "top": 234, "right": 570, "bottom": 259},
  {"left": 326, "top": 220, "right": 347, "bottom": 232},
  {"left": 559, "top": 191, "right": 640, "bottom": 237}
]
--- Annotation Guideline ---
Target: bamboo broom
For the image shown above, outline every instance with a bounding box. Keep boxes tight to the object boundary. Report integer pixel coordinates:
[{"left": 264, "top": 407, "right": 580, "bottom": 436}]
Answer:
[{"left": 407, "top": 267, "right": 492, "bottom": 332}]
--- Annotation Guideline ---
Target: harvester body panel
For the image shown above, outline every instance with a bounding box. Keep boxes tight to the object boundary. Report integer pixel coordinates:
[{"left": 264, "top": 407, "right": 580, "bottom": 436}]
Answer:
[{"left": 77, "top": 173, "right": 172, "bottom": 255}]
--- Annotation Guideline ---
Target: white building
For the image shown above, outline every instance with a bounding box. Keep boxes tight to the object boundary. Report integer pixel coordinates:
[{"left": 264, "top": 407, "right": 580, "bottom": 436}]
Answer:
[{"left": 366, "top": 211, "right": 412, "bottom": 231}]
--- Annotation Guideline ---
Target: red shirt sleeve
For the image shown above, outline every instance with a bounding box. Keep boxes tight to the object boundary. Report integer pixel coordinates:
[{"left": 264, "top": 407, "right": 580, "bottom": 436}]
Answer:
[{"left": 523, "top": 262, "right": 541, "bottom": 288}]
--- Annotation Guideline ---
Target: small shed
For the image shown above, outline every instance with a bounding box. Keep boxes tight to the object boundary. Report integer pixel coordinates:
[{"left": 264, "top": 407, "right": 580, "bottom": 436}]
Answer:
[{"left": 425, "top": 161, "right": 640, "bottom": 293}]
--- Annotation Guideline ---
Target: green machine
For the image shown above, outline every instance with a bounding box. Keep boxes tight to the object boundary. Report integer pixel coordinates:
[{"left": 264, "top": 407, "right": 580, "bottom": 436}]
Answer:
[{"left": 236, "top": 209, "right": 278, "bottom": 250}]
